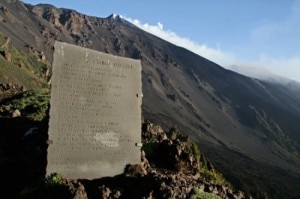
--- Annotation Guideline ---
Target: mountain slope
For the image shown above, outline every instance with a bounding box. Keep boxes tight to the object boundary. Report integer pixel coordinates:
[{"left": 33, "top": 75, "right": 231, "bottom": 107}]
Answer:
[{"left": 1, "top": 0, "right": 300, "bottom": 198}]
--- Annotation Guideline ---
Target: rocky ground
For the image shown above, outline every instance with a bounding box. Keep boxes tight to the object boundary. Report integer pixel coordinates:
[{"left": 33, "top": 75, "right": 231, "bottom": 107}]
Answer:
[
  {"left": 0, "top": 110, "right": 247, "bottom": 198},
  {"left": 0, "top": 90, "right": 247, "bottom": 198}
]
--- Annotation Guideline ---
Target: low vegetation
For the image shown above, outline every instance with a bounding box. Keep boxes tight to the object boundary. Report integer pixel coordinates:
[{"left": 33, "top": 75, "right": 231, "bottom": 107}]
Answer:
[
  {"left": 190, "top": 187, "right": 221, "bottom": 199},
  {"left": 20, "top": 173, "right": 65, "bottom": 199},
  {"left": 0, "top": 32, "right": 49, "bottom": 90},
  {"left": 44, "top": 173, "right": 64, "bottom": 187},
  {"left": 0, "top": 88, "right": 50, "bottom": 121}
]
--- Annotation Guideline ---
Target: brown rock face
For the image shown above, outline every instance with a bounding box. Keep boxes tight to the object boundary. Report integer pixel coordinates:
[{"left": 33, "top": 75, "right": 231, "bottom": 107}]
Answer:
[{"left": 2, "top": 50, "right": 11, "bottom": 62}]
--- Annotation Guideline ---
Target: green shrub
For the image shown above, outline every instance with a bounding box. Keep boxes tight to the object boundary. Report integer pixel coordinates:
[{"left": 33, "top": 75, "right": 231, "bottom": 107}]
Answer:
[
  {"left": 20, "top": 173, "right": 65, "bottom": 198},
  {"left": 190, "top": 187, "right": 221, "bottom": 199},
  {"left": 188, "top": 141, "right": 201, "bottom": 165},
  {"left": 44, "top": 173, "right": 64, "bottom": 187},
  {"left": 200, "top": 167, "right": 229, "bottom": 186},
  {"left": 0, "top": 88, "right": 50, "bottom": 121}
]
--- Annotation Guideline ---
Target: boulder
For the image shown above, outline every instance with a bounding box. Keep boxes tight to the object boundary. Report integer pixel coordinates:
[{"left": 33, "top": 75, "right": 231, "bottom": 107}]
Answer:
[{"left": 12, "top": 109, "right": 21, "bottom": 117}]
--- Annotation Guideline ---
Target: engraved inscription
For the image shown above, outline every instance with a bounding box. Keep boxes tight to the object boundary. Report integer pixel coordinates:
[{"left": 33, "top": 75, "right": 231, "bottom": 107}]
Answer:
[{"left": 47, "top": 42, "right": 142, "bottom": 179}]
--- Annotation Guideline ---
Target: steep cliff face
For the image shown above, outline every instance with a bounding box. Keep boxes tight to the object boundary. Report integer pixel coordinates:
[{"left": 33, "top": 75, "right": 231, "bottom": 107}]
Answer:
[{"left": 1, "top": 0, "right": 300, "bottom": 197}]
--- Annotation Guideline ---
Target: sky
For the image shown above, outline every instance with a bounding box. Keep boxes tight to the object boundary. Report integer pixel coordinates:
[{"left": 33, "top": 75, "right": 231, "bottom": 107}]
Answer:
[{"left": 22, "top": 0, "right": 300, "bottom": 82}]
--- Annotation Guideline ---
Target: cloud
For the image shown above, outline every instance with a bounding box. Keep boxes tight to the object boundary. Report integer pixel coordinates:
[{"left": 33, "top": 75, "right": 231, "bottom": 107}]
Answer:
[
  {"left": 230, "top": 56, "right": 300, "bottom": 82},
  {"left": 123, "top": 16, "right": 237, "bottom": 67},
  {"left": 248, "top": 0, "right": 300, "bottom": 82},
  {"left": 257, "top": 56, "right": 300, "bottom": 82},
  {"left": 122, "top": 15, "right": 300, "bottom": 83}
]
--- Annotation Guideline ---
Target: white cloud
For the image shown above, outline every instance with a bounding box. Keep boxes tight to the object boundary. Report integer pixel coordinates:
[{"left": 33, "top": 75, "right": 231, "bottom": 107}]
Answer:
[
  {"left": 257, "top": 56, "right": 300, "bottom": 82},
  {"left": 248, "top": 0, "right": 300, "bottom": 82},
  {"left": 121, "top": 16, "right": 300, "bottom": 83},
  {"left": 230, "top": 56, "right": 300, "bottom": 82},
  {"left": 123, "top": 16, "right": 237, "bottom": 67}
]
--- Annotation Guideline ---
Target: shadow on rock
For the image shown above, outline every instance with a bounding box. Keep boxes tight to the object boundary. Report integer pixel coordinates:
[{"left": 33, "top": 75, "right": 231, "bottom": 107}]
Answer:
[{"left": 0, "top": 116, "right": 48, "bottom": 198}]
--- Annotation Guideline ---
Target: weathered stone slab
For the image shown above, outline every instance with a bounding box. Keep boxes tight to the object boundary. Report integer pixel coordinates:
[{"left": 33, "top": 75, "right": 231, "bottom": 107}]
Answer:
[{"left": 47, "top": 41, "right": 142, "bottom": 179}]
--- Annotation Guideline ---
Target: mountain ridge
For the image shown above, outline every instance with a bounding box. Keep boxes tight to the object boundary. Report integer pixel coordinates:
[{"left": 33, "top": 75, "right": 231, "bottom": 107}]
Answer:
[{"left": 1, "top": 0, "right": 300, "bottom": 197}]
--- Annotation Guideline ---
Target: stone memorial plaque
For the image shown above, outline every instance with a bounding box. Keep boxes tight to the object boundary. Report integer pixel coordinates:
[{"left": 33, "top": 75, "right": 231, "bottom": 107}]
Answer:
[{"left": 47, "top": 41, "right": 142, "bottom": 179}]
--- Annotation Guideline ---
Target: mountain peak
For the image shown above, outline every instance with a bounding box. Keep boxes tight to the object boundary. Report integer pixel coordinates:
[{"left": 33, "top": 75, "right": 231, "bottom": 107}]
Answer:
[{"left": 107, "top": 13, "right": 123, "bottom": 21}]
